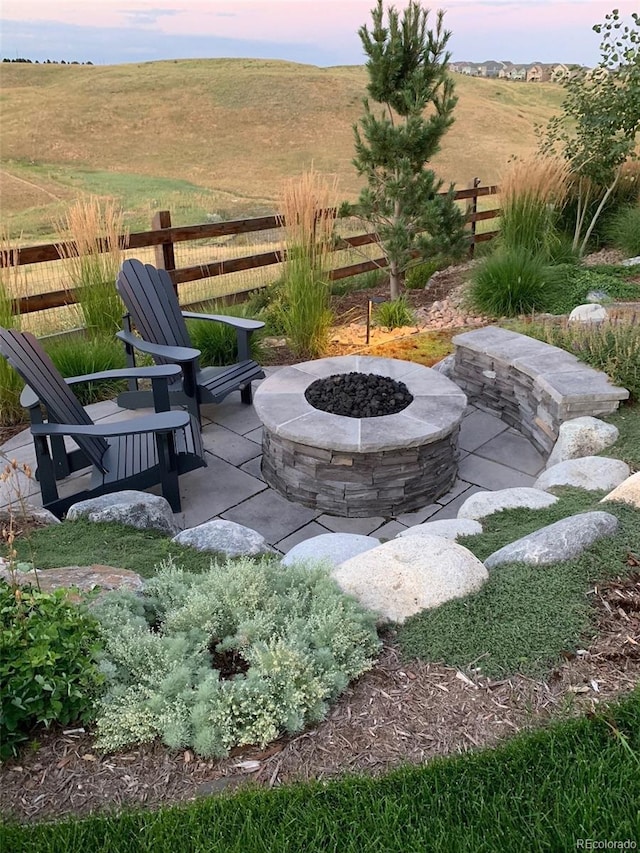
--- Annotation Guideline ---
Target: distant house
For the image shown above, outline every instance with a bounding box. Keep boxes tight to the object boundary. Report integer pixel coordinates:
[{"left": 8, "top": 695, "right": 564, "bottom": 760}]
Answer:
[
  {"left": 550, "top": 63, "right": 570, "bottom": 81},
  {"left": 481, "top": 60, "right": 505, "bottom": 79},
  {"left": 451, "top": 59, "right": 586, "bottom": 82},
  {"left": 498, "top": 63, "right": 527, "bottom": 80},
  {"left": 526, "top": 64, "right": 549, "bottom": 82}
]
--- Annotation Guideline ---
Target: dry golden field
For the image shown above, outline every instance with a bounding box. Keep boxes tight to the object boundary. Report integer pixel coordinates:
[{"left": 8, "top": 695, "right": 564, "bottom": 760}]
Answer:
[
  {"left": 0, "top": 58, "right": 565, "bottom": 332},
  {"left": 1, "top": 58, "right": 564, "bottom": 233}
]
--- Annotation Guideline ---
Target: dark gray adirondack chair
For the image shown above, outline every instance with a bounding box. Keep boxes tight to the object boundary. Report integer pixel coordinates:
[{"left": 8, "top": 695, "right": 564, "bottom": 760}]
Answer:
[
  {"left": 115, "top": 259, "right": 265, "bottom": 423},
  {"left": 0, "top": 328, "right": 206, "bottom": 518}
]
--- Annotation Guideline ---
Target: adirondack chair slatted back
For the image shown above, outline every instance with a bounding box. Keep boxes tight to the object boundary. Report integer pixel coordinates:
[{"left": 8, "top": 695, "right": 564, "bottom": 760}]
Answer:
[
  {"left": 0, "top": 328, "right": 109, "bottom": 472},
  {"left": 117, "top": 259, "right": 193, "bottom": 364}
]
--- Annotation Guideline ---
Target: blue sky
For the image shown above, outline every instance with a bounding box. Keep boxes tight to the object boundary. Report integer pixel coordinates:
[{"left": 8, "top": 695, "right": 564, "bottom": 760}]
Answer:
[{"left": 1, "top": 1, "right": 635, "bottom": 67}]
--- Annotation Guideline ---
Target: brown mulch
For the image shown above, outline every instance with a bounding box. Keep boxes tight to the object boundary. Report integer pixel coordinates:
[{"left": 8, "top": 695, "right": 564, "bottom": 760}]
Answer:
[
  {"left": 262, "top": 262, "right": 474, "bottom": 366},
  {"left": 1, "top": 572, "right": 638, "bottom": 824}
]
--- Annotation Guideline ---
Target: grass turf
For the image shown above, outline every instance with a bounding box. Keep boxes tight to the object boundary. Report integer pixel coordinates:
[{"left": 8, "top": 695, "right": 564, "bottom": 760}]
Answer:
[
  {"left": 13, "top": 519, "right": 214, "bottom": 578},
  {"left": 398, "top": 489, "right": 640, "bottom": 677},
  {"left": 2, "top": 688, "right": 638, "bottom": 852},
  {"left": 603, "top": 403, "right": 640, "bottom": 472}
]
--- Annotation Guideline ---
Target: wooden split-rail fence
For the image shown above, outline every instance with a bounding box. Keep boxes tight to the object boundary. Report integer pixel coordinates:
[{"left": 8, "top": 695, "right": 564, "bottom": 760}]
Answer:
[{"left": 3, "top": 183, "right": 499, "bottom": 318}]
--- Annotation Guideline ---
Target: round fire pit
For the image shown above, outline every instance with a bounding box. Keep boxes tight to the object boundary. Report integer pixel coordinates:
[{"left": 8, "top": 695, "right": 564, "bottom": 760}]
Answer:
[{"left": 253, "top": 356, "right": 467, "bottom": 517}]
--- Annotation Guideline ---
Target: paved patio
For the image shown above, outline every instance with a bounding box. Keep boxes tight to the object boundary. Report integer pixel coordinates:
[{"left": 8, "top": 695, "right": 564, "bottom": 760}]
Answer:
[{"left": 0, "top": 367, "right": 547, "bottom": 553}]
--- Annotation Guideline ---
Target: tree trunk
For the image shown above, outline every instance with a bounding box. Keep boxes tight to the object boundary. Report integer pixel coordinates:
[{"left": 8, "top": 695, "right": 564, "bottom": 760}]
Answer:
[
  {"left": 579, "top": 170, "right": 620, "bottom": 256},
  {"left": 389, "top": 259, "right": 400, "bottom": 300},
  {"left": 389, "top": 196, "right": 402, "bottom": 300}
]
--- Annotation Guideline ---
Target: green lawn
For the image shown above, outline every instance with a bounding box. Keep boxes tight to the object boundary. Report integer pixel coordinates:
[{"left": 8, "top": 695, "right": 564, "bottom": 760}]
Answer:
[{"left": 2, "top": 688, "right": 638, "bottom": 852}]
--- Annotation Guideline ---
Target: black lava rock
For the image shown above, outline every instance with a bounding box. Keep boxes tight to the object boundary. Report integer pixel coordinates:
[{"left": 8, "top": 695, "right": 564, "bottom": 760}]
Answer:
[{"left": 305, "top": 372, "right": 413, "bottom": 418}]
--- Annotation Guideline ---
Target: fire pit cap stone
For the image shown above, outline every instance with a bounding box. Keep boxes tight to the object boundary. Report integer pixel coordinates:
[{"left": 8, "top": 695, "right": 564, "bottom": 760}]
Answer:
[{"left": 254, "top": 356, "right": 467, "bottom": 453}]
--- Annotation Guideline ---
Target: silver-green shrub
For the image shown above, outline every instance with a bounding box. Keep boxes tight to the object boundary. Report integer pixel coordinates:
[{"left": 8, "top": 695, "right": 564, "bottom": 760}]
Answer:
[{"left": 92, "top": 557, "right": 380, "bottom": 757}]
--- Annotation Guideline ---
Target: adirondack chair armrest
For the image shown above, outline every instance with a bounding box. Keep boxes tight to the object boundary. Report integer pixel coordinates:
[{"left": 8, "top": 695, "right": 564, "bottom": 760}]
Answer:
[
  {"left": 64, "top": 364, "right": 184, "bottom": 384},
  {"left": 181, "top": 312, "right": 264, "bottom": 361},
  {"left": 30, "top": 410, "right": 190, "bottom": 439},
  {"left": 116, "top": 329, "right": 201, "bottom": 363},
  {"left": 20, "top": 385, "right": 42, "bottom": 411},
  {"left": 181, "top": 312, "right": 265, "bottom": 333},
  {"left": 20, "top": 366, "right": 183, "bottom": 410}
]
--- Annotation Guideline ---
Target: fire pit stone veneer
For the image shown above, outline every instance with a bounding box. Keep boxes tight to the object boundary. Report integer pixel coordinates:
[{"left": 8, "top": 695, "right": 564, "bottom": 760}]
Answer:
[{"left": 253, "top": 356, "right": 467, "bottom": 517}]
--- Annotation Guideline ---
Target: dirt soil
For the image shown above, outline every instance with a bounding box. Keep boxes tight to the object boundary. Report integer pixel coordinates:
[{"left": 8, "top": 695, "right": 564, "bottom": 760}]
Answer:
[
  {"left": 1, "top": 568, "right": 638, "bottom": 825},
  {"left": 262, "top": 261, "right": 476, "bottom": 365}
]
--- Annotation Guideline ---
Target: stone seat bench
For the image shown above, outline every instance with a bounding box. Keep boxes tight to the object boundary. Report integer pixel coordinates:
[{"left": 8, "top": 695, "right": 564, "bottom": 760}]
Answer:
[{"left": 451, "top": 326, "right": 629, "bottom": 455}]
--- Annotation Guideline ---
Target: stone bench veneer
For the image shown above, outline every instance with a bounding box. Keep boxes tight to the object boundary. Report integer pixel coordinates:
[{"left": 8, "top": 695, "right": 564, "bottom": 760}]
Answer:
[
  {"left": 451, "top": 326, "right": 629, "bottom": 455},
  {"left": 254, "top": 356, "right": 467, "bottom": 518}
]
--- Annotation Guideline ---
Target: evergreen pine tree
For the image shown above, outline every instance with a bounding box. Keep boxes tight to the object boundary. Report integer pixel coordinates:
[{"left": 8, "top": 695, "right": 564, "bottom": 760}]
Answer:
[{"left": 352, "top": 1, "right": 466, "bottom": 298}]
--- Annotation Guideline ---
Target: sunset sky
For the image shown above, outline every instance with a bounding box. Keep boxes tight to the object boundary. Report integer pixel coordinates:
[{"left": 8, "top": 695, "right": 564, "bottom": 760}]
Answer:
[{"left": 0, "top": 1, "right": 635, "bottom": 67}]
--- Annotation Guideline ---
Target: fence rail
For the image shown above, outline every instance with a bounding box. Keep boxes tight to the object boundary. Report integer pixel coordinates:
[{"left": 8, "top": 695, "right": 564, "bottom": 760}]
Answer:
[{"left": 5, "top": 184, "right": 500, "bottom": 317}]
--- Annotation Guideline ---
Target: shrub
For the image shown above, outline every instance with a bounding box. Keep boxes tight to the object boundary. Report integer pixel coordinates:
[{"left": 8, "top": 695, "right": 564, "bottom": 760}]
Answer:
[
  {"left": 330, "top": 268, "right": 386, "bottom": 296},
  {"left": 0, "top": 581, "right": 104, "bottom": 759},
  {"left": 44, "top": 333, "right": 127, "bottom": 406},
  {"left": 374, "top": 295, "right": 416, "bottom": 329},
  {"left": 498, "top": 156, "right": 570, "bottom": 259},
  {"left": 605, "top": 205, "right": 640, "bottom": 257},
  {"left": 557, "top": 164, "right": 640, "bottom": 253},
  {"left": 92, "top": 558, "right": 380, "bottom": 757},
  {"left": 246, "top": 280, "right": 288, "bottom": 337},
  {"left": 278, "top": 170, "right": 337, "bottom": 359},
  {"left": 0, "top": 232, "right": 25, "bottom": 427},
  {"left": 537, "top": 265, "right": 640, "bottom": 315},
  {"left": 469, "top": 248, "right": 566, "bottom": 317},
  {"left": 405, "top": 257, "right": 447, "bottom": 290},
  {"left": 56, "top": 197, "right": 128, "bottom": 338},
  {"left": 186, "top": 302, "right": 265, "bottom": 367}
]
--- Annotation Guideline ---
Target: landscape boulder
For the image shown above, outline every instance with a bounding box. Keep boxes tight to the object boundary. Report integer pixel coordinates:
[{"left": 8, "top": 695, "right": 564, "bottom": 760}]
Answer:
[
  {"left": 66, "top": 491, "right": 179, "bottom": 535},
  {"left": 396, "top": 518, "right": 482, "bottom": 540},
  {"left": 534, "top": 457, "right": 630, "bottom": 493},
  {"left": 0, "top": 564, "right": 144, "bottom": 602},
  {"left": 282, "top": 533, "right": 379, "bottom": 568},
  {"left": 586, "top": 290, "right": 610, "bottom": 304},
  {"left": 600, "top": 471, "right": 640, "bottom": 511},
  {"left": 568, "top": 303, "right": 608, "bottom": 325},
  {"left": 331, "top": 535, "right": 488, "bottom": 624},
  {"left": 172, "top": 519, "right": 274, "bottom": 557},
  {"left": 546, "top": 417, "right": 619, "bottom": 468},
  {"left": 484, "top": 511, "right": 618, "bottom": 569},
  {"left": 457, "top": 487, "right": 558, "bottom": 521}
]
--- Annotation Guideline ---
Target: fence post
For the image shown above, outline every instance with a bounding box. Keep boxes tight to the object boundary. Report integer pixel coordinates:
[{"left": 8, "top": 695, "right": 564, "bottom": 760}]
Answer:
[
  {"left": 152, "top": 210, "right": 177, "bottom": 295},
  {"left": 466, "top": 177, "right": 481, "bottom": 258}
]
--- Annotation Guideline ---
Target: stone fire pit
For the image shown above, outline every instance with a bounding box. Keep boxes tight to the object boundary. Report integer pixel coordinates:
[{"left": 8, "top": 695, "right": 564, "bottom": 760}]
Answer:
[{"left": 253, "top": 356, "right": 467, "bottom": 517}]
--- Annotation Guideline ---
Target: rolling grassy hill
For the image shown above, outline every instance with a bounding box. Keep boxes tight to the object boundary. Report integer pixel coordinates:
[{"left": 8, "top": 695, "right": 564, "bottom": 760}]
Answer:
[{"left": 0, "top": 58, "right": 566, "bottom": 240}]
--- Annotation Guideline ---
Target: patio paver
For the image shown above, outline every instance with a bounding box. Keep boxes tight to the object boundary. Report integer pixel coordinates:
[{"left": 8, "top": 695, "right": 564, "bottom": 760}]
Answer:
[{"left": 1, "top": 369, "right": 550, "bottom": 550}]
